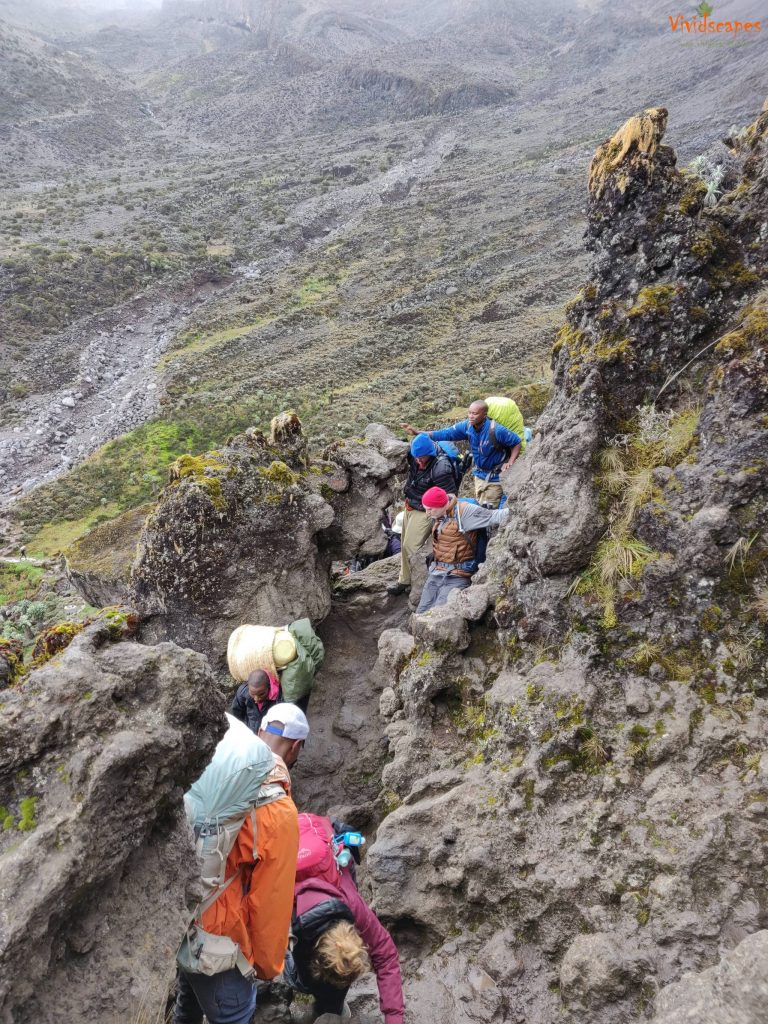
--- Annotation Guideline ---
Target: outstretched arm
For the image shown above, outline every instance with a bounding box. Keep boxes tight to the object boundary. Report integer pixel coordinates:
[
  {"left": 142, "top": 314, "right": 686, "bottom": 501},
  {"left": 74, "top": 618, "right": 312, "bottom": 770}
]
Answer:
[
  {"left": 430, "top": 421, "right": 469, "bottom": 443},
  {"left": 343, "top": 881, "right": 404, "bottom": 1024},
  {"left": 458, "top": 503, "right": 511, "bottom": 530}
]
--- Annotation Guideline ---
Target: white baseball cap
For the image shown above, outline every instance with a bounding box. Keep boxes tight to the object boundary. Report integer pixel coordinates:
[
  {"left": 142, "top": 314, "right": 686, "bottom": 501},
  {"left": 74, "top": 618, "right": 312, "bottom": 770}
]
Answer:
[{"left": 261, "top": 702, "right": 310, "bottom": 741}]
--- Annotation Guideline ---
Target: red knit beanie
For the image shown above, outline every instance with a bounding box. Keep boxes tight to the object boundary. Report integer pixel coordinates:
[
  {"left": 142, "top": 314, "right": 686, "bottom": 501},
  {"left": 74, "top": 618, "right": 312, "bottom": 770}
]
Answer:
[{"left": 422, "top": 486, "right": 449, "bottom": 508}]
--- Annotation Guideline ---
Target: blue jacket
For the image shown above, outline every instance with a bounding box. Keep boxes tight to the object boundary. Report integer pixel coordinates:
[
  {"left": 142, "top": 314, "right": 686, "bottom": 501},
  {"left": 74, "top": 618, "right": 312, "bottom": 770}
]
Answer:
[{"left": 431, "top": 418, "right": 521, "bottom": 480}]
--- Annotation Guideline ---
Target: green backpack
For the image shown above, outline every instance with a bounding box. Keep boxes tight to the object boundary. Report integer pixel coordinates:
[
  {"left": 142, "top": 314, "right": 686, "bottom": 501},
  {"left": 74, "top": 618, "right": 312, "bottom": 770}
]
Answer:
[{"left": 485, "top": 396, "right": 526, "bottom": 454}]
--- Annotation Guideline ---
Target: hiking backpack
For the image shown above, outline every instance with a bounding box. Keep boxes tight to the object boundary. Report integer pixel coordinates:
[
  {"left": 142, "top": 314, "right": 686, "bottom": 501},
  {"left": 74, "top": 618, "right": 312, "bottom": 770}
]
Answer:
[
  {"left": 177, "top": 715, "right": 287, "bottom": 979},
  {"left": 485, "top": 396, "right": 527, "bottom": 454},
  {"left": 296, "top": 813, "right": 343, "bottom": 889},
  {"left": 436, "top": 440, "right": 473, "bottom": 490},
  {"left": 487, "top": 419, "right": 516, "bottom": 463}
]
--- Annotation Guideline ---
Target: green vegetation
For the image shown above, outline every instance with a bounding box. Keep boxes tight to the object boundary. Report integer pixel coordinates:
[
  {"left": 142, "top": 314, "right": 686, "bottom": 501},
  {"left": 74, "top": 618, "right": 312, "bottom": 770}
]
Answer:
[
  {"left": 160, "top": 319, "right": 273, "bottom": 366},
  {"left": 569, "top": 405, "right": 700, "bottom": 626},
  {"left": 17, "top": 796, "right": 38, "bottom": 832},
  {"left": 0, "top": 246, "right": 176, "bottom": 346},
  {"left": 31, "top": 621, "right": 88, "bottom": 666},
  {"left": 258, "top": 461, "right": 300, "bottom": 488},
  {"left": 169, "top": 452, "right": 231, "bottom": 510},
  {"left": 678, "top": 178, "right": 707, "bottom": 216},
  {"left": 627, "top": 284, "right": 677, "bottom": 319},
  {"left": 0, "top": 637, "right": 24, "bottom": 684},
  {"left": 0, "top": 561, "right": 44, "bottom": 604},
  {"left": 714, "top": 303, "right": 768, "bottom": 359},
  {"left": 17, "top": 403, "right": 264, "bottom": 554}
]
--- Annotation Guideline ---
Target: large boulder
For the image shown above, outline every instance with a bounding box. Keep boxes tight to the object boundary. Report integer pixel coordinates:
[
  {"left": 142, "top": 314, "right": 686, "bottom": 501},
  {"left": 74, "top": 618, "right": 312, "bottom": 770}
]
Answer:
[
  {"left": 652, "top": 930, "right": 768, "bottom": 1024},
  {"left": 319, "top": 422, "right": 408, "bottom": 560},
  {"left": 132, "top": 426, "right": 336, "bottom": 667},
  {"left": 0, "top": 617, "right": 223, "bottom": 1024},
  {"left": 131, "top": 421, "right": 406, "bottom": 670}
]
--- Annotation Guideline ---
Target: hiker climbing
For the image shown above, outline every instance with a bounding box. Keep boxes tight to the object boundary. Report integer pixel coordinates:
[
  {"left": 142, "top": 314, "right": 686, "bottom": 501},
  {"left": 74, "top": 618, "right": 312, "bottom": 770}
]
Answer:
[
  {"left": 231, "top": 669, "right": 281, "bottom": 735},
  {"left": 381, "top": 509, "right": 403, "bottom": 558},
  {"left": 258, "top": 702, "right": 310, "bottom": 772},
  {"left": 286, "top": 813, "right": 405, "bottom": 1024},
  {"left": 174, "top": 712, "right": 303, "bottom": 1024},
  {"left": 228, "top": 619, "right": 325, "bottom": 713},
  {"left": 402, "top": 398, "right": 522, "bottom": 509},
  {"left": 386, "top": 433, "right": 459, "bottom": 597},
  {"left": 416, "top": 486, "right": 509, "bottom": 613}
]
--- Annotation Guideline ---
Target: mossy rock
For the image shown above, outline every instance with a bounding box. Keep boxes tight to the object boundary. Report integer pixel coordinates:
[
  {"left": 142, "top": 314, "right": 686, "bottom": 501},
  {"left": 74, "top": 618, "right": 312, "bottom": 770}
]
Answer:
[
  {"left": 168, "top": 453, "right": 232, "bottom": 511},
  {"left": 715, "top": 302, "right": 768, "bottom": 359},
  {"left": 32, "top": 621, "right": 89, "bottom": 667},
  {"left": 0, "top": 637, "right": 24, "bottom": 688},
  {"left": 258, "top": 461, "right": 300, "bottom": 488},
  {"left": 627, "top": 284, "right": 677, "bottom": 320}
]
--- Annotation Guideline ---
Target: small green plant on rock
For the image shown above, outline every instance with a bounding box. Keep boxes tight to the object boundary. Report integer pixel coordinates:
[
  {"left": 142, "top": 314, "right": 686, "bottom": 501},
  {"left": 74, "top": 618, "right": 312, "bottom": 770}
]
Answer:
[{"left": 17, "top": 796, "right": 38, "bottom": 832}]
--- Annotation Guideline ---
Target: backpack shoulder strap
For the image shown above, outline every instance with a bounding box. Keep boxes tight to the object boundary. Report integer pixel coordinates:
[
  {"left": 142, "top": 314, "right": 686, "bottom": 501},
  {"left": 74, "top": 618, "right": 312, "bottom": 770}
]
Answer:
[
  {"left": 198, "top": 864, "right": 243, "bottom": 916},
  {"left": 250, "top": 782, "right": 289, "bottom": 860},
  {"left": 488, "top": 420, "right": 512, "bottom": 453}
]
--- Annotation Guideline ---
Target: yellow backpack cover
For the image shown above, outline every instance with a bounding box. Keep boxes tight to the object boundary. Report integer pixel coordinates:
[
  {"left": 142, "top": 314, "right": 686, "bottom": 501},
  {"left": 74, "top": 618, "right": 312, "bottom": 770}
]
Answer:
[{"left": 485, "top": 396, "right": 526, "bottom": 453}]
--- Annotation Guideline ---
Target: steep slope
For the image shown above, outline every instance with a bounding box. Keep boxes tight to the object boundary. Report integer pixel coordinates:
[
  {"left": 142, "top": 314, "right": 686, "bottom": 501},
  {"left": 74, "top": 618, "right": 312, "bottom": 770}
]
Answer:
[
  {"left": 365, "top": 97, "right": 768, "bottom": 1023},
  {"left": 0, "top": 19, "right": 163, "bottom": 173},
  {"left": 2, "top": 0, "right": 766, "bottom": 561}
]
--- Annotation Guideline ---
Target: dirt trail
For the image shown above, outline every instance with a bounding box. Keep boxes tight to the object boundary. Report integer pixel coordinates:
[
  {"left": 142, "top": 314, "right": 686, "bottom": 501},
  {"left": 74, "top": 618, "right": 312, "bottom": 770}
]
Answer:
[{"left": 269, "top": 568, "right": 410, "bottom": 1021}]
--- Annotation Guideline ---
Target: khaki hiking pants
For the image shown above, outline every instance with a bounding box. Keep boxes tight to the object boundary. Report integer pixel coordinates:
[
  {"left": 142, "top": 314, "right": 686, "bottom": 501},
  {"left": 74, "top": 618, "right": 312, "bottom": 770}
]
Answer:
[
  {"left": 474, "top": 476, "right": 504, "bottom": 508},
  {"left": 399, "top": 508, "right": 432, "bottom": 585}
]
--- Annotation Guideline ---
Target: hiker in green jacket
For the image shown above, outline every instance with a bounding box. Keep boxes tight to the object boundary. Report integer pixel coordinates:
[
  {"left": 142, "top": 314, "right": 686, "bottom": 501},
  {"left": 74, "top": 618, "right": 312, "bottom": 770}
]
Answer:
[{"left": 279, "top": 618, "right": 325, "bottom": 713}]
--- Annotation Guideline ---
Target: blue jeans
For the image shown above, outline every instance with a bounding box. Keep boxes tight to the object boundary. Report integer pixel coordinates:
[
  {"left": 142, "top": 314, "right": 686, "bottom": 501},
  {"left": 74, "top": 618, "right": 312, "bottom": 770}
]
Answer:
[
  {"left": 173, "top": 968, "right": 257, "bottom": 1024},
  {"left": 416, "top": 572, "right": 470, "bottom": 613}
]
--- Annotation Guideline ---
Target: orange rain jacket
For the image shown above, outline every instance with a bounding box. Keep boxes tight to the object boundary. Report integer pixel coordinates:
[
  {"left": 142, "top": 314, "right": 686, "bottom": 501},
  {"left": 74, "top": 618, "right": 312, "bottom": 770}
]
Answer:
[{"left": 200, "top": 778, "right": 299, "bottom": 980}]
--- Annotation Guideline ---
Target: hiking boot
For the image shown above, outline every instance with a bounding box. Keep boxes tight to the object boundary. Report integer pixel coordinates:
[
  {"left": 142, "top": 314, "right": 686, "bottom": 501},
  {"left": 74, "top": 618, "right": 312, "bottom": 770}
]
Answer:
[{"left": 386, "top": 581, "right": 410, "bottom": 595}]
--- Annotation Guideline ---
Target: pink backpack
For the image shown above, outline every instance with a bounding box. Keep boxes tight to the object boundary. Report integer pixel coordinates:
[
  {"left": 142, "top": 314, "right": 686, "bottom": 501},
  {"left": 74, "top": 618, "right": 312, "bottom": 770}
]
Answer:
[{"left": 296, "top": 813, "right": 341, "bottom": 888}]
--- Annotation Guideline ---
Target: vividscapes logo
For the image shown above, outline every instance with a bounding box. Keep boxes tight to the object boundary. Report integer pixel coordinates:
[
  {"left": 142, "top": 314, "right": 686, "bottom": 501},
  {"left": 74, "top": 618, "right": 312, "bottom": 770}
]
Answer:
[{"left": 668, "top": 2, "right": 762, "bottom": 35}]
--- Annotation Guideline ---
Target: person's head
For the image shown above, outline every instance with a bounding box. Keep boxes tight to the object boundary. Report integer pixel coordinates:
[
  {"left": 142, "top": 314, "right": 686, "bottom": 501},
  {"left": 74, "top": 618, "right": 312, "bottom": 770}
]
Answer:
[
  {"left": 467, "top": 400, "right": 488, "bottom": 429},
  {"left": 246, "top": 669, "right": 271, "bottom": 703},
  {"left": 310, "top": 922, "right": 371, "bottom": 989},
  {"left": 422, "top": 486, "right": 451, "bottom": 520},
  {"left": 411, "top": 432, "right": 436, "bottom": 470},
  {"left": 258, "top": 703, "right": 309, "bottom": 768}
]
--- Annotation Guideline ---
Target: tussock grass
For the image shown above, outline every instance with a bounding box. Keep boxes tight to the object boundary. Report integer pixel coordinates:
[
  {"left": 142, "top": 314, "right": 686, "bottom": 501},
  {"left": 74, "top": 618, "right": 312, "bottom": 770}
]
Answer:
[
  {"left": 589, "top": 107, "right": 668, "bottom": 197},
  {"left": 725, "top": 533, "right": 760, "bottom": 575},
  {"left": 569, "top": 403, "right": 700, "bottom": 627},
  {"left": 751, "top": 587, "right": 768, "bottom": 623}
]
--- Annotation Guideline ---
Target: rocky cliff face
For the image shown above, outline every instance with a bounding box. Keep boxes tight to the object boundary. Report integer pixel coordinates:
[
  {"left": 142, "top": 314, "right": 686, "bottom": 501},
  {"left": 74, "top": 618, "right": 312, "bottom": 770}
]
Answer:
[
  {"left": 365, "top": 99, "right": 768, "bottom": 1023},
  {"left": 3, "top": 92, "right": 767, "bottom": 1024},
  {"left": 0, "top": 614, "right": 224, "bottom": 1024},
  {"left": 132, "top": 420, "right": 406, "bottom": 670}
]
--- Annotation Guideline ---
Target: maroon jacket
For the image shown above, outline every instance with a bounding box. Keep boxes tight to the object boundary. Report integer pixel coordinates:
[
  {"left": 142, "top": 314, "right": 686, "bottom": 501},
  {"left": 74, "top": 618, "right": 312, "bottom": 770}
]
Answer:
[{"left": 294, "top": 872, "right": 405, "bottom": 1024}]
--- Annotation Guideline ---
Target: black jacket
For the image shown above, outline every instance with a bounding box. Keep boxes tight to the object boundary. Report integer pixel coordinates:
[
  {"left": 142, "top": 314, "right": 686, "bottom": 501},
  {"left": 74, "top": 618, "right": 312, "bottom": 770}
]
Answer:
[
  {"left": 283, "top": 891, "right": 355, "bottom": 994},
  {"left": 403, "top": 453, "right": 456, "bottom": 511},
  {"left": 230, "top": 685, "right": 280, "bottom": 734}
]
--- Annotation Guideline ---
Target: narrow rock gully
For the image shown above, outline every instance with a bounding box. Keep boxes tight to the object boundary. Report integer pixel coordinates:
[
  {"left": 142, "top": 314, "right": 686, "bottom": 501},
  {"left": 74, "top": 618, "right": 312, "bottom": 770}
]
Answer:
[{"left": 255, "top": 559, "right": 413, "bottom": 1023}]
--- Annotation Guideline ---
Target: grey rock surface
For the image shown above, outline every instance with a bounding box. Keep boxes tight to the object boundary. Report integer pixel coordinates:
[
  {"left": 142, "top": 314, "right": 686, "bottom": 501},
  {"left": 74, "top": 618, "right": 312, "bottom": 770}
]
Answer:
[
  {"left": 0, "top": 617, "right": 223, "bottom": 1024},
  {"left": 652, "top": 930, "right": 768, "bottom": 1024}
]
